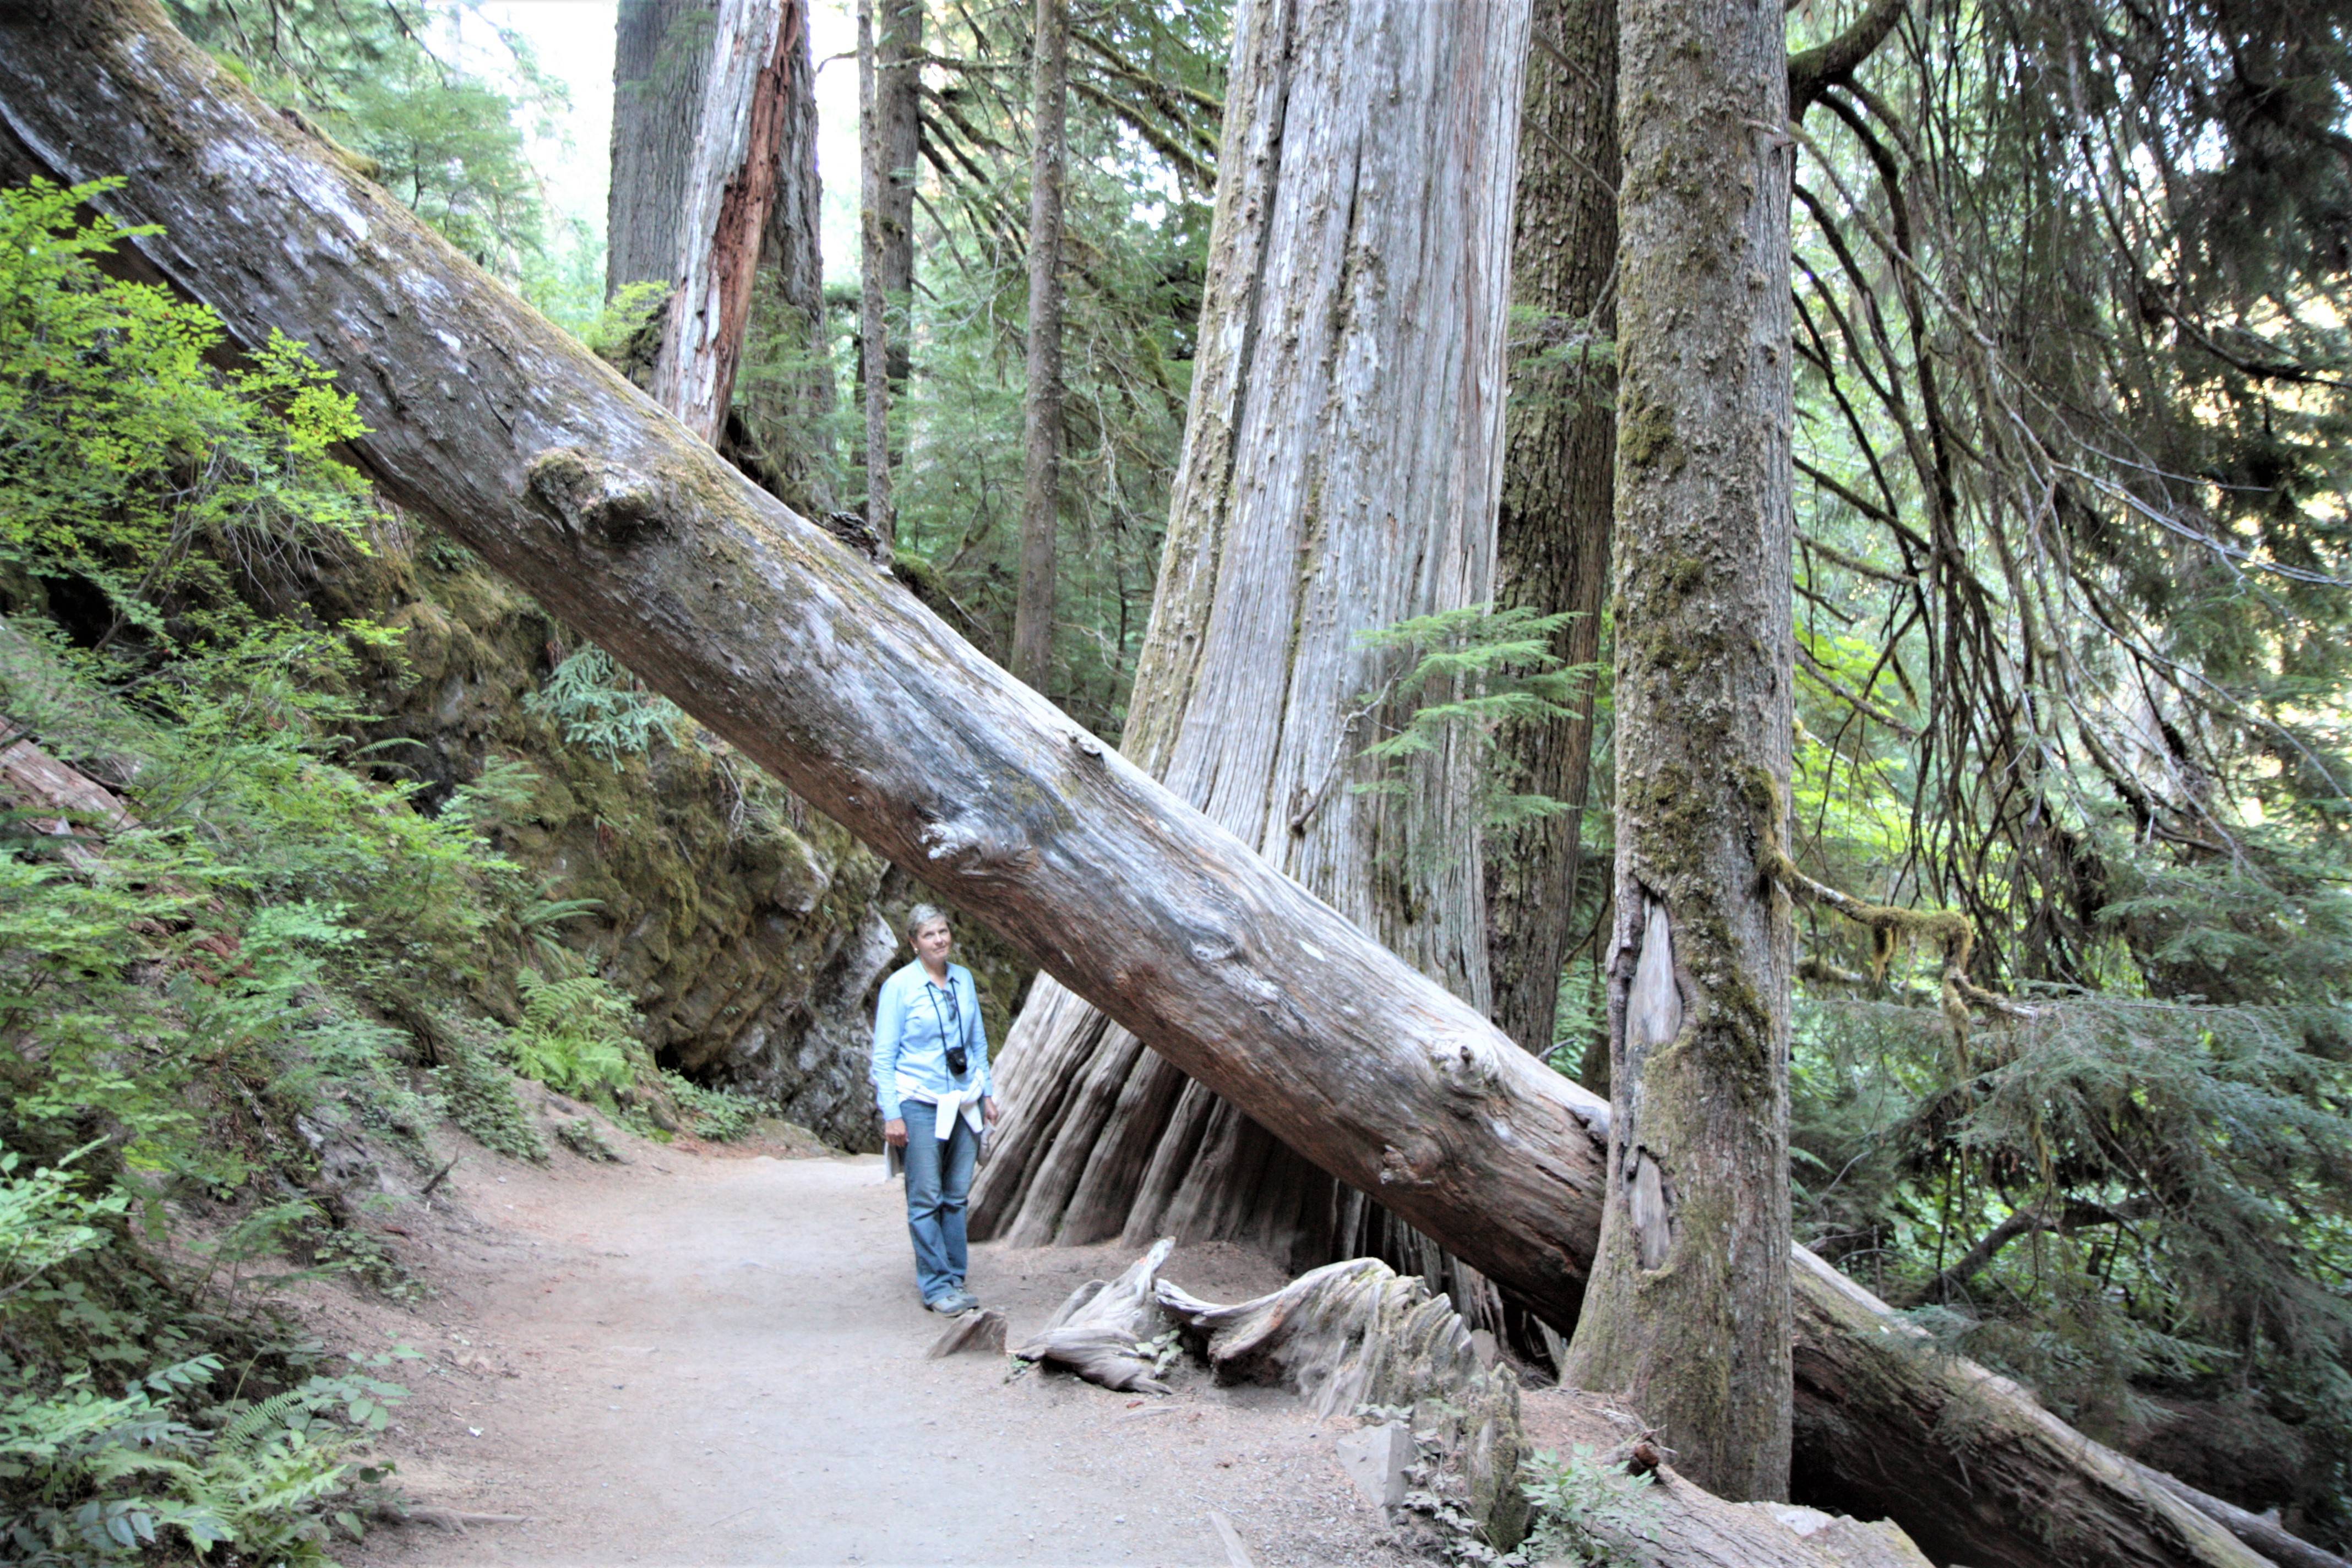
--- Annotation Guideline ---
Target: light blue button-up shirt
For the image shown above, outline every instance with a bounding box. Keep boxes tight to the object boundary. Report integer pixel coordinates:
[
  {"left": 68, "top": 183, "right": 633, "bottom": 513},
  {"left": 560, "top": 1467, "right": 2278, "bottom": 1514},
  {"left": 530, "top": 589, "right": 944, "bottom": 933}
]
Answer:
[{"left": 870, "top": 960, "right": 992, "bottom": 1121}]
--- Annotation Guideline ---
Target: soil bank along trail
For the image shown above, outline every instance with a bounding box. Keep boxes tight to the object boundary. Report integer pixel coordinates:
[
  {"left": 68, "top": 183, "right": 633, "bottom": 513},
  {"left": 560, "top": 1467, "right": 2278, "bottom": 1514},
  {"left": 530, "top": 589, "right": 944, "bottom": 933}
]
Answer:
[{"left": 342, "top": 1131, "right": 1414, "bottom": 1568}]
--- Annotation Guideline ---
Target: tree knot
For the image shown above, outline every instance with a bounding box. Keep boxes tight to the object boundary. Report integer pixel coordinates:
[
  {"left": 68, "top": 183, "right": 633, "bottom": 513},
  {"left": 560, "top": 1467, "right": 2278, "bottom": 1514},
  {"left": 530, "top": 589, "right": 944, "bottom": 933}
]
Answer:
[
  {"left": 1425, "top": 1031, "right": 1502, "bottom": 1096},
  {"left": 1378, "top": 1142, "right": 1439, "bottom": 1188},
  {"left": 527, "top": 447, "right": 666, "bottom": 549},
  {"left": 918, "top": 810, "right": 1039, "bottom": 881}
]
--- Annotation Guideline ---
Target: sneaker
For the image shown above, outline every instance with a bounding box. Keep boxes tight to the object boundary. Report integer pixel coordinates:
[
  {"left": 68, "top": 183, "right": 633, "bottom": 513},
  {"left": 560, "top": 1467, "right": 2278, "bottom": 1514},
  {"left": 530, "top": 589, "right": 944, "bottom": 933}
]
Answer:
[
  {"left": 926, "top": 1293, "right": 972, "bottom": 1317},
  {"left": 949, "top": 1286, "right": 982, "bottom": 1313}
]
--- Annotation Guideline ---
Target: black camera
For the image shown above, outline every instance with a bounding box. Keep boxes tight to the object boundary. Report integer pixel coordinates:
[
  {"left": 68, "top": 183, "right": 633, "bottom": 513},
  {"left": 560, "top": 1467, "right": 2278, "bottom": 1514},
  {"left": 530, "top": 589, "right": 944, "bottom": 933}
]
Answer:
[{"left": 932, "top": 984, "right": 969, "bottom": 1077}]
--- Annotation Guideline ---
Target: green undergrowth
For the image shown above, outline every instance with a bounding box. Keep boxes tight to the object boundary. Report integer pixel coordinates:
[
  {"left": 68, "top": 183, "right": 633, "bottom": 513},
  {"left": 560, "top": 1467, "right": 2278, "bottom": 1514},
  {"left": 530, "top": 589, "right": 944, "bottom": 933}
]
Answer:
[
  {"left": 0, "top": 179, "right": 775, "bottom": 1560},
  {"left": 1517, "top": 1446, "right": 1656, "bottom": 1567}
]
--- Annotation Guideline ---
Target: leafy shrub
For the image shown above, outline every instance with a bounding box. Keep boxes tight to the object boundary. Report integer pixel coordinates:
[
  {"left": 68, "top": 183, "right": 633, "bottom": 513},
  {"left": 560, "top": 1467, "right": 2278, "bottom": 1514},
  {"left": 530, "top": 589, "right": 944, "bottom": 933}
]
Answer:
[
  {"left": 429, "top": 1029, "right": 548, "bottom": 1165},
  {"left": 0, "top": 1148, "right": 407, "bottom": 1562},
  {"left": 661, "top": 1071, "right": 763, "bottom": 1143},
  {"left": 0, "top": 184, "right": 545, "bottom": 1556},
  {"left": 1517, "top": 1445, "right": 1656, "bottom": 1567}
]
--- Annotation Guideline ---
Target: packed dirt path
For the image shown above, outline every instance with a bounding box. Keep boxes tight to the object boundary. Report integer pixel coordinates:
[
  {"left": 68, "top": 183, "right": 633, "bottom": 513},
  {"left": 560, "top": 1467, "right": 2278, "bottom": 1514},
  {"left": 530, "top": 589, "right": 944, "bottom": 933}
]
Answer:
[{"left": 334, "top": 1125, "right": 1419, "bottom": 1568}]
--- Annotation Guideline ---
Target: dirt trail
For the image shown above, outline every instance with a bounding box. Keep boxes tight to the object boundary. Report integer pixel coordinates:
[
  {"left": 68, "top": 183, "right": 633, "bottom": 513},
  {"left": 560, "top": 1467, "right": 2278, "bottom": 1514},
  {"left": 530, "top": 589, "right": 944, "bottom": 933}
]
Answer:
[{"left": 335, "top": 1127, "right": 1418, "bottom": 1568}]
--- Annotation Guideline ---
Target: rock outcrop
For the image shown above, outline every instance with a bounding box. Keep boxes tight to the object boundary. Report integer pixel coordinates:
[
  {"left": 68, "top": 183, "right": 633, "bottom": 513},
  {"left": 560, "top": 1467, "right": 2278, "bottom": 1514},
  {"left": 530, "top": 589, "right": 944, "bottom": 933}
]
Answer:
[{"left": 303, "top": 521, "right": 974, "bottom": 1150}]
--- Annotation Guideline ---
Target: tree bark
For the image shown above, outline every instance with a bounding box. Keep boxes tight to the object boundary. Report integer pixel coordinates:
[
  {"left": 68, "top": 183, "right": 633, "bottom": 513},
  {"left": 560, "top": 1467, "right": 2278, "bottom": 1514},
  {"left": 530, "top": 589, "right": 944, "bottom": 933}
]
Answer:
[
  {"left": 969, "top": 0, "right": 1528, "bottom": 1333},
  {"left": 607, "top": 0, "right": 709, "bottom": 300},
  {"left": 0, "top": 12, "right": 2271, "bottom": 1566},
  {"left": 732, "top": 0, "right": 837, "bottom": 519},
  {"left": 1485, "top": 0, "right": 1619, "bottom": 1059},
  {"left": 856, "top": 0, "right": 919, "bottom": 542},
  {"left": 1557, "top": 0, "right": 1797, "bottom": 1504},
  {"left": 1010, "top": 0, "right": 1069, "bottom": 694},
  {"left": 605, "top": 0, "right": 798, "bottom": 445},
  {"left": 1787, "top": 1251, "right": 2260, "bottom": 1568}
]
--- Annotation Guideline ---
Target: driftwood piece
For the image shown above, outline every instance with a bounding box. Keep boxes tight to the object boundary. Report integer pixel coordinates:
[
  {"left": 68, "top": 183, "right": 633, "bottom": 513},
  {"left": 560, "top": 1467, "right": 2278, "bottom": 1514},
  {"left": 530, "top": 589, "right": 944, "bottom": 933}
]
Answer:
[
  {"left": 0, "top": 730, "right": 136, "bottom": 831},
  {"left": 1013, "top": 1238, "right": 1174, "bottom": 1393},
  {"left": 0, "top": 726, "right": 138, "bottom": 870},
  {"left": 1157, "top": 1257, "right": 1527, "bottom": 1547},
  {"left": 0, "top": 14, "right": 2277, "bottom": 1567},
  {"left": 1206, "top": 1510, "right": 1255, "bottom": 1568},
  {"left": 925, "top": 1308, "right": 1007, "bottom": 1359},
  {"left": 374, "top": 1502, "right": 529, "bottom": 1534}
]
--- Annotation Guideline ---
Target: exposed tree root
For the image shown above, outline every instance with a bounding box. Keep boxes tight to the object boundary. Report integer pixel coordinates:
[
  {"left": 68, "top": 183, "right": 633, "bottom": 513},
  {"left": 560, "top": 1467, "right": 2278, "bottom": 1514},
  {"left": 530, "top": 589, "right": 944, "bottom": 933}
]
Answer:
[{"left": 1012, "top": 1238, "right": 1178, "bottom": 1393}]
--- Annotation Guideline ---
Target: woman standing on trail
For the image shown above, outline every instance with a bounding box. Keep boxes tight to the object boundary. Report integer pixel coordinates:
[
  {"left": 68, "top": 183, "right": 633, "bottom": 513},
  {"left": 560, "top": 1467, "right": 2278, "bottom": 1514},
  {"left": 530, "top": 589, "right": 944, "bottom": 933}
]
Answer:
[{"left": 870, "top": 905, "right": 998, "bottom": 1316}]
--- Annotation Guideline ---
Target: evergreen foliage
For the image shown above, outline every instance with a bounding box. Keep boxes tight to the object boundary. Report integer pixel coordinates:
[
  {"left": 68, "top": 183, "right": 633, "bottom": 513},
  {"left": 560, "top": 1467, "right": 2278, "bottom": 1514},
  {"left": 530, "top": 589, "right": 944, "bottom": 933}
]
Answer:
[
  {"left": 1354, "top": 604, "right": 1602, "bottom": 835},
  {"left": 821, "top": 0, "right": 1227, "bottom": 736},
  {"left": 165, "top": 0, "right": 605, "bottom": 328},
  {"left": 1768, "top": 1, "right": 2352, "bottom": 1533}
]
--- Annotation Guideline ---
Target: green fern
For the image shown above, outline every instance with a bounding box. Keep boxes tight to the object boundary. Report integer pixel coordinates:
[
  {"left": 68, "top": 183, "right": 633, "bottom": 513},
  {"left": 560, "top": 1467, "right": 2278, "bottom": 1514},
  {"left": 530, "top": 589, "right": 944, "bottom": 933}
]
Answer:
[
  {"left": 522, "top": 646, "right": 688, "bottom": 767},
  {"left": 509, "top": 968, "right": 644, "bottom": 1101}
]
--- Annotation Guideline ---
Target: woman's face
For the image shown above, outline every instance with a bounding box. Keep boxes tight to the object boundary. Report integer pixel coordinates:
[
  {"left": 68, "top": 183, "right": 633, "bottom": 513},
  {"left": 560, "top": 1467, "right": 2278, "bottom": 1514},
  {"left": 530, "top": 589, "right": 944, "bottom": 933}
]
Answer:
[{"left": 913, "top": 919, "right": 954, "bottom": 970}]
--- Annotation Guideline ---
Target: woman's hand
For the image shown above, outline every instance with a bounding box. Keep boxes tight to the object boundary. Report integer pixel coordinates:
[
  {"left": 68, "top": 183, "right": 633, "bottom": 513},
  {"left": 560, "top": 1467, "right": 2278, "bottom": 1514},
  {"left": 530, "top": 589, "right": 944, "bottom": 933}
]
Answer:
[
  {"left": 982, "top": 1096, "right": 1000, "bottom": 1126},
  {"left": 884, "top": 1118, "right": 908, "bottom": 1147}
]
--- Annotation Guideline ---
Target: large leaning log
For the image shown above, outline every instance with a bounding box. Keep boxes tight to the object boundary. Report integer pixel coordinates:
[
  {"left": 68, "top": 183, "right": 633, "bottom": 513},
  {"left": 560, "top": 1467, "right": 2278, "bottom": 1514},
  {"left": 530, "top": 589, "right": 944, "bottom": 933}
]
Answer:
[{"left": 0, "top": 11, "right": 2272, "bottom": 1567}]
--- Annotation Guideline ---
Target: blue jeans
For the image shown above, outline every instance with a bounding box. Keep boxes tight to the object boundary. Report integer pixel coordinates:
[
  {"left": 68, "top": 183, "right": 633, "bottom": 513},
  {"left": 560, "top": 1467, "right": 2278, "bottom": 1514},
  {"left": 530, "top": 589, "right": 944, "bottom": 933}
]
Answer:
[{"left": 900, "top": 1101, "right": 978, "bottom": 1304}]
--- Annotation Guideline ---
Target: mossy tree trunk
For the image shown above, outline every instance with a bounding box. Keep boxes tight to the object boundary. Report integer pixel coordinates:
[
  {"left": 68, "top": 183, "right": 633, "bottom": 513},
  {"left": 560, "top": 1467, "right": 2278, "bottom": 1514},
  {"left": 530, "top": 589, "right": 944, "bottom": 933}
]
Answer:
[
  {"left": 1485, "top": 0, "right": 1620, "bottom": 1060},
  {"left": 0, "top": 12, "right": 2275, "bottom": 1562},
  {"left": 968, "top": 0, "right": 1531, "bottom": 1326},
  {"left": 607, "top": 0, "right": 706, "bottom": 301},
  {"left": 1556, "top": 0, "right": 1798, "bottom": 1504},
  {"left": 1011, "top": 0, "right": 1068, "bottom": 693}
]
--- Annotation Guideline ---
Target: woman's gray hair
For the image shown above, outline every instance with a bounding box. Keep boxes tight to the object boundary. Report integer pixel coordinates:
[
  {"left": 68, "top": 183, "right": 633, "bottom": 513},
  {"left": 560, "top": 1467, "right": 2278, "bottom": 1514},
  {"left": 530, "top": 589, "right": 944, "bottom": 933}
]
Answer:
[{"left": 905, "top": 903, "right": 952, "bottom": 943}]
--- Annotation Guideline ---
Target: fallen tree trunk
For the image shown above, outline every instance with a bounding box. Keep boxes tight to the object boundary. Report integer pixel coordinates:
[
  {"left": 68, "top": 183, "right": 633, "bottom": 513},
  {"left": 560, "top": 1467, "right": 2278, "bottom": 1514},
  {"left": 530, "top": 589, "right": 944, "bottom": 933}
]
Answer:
[
  {"left": 0, "top": 11, "right": 2269, "bottom": 1567},
  {"left": 2130, "top": 1464, "right": 2352, "bottom": 1568},
  {"left": 1527, "top": 1390, "right": 1936, "bottom": 1568}
]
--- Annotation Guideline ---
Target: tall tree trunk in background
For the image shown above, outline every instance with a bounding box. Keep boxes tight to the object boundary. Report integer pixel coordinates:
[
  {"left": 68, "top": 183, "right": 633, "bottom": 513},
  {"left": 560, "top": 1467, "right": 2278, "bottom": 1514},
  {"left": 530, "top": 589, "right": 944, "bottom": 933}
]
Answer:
[
  {"left": 605, "top": 0, "right": 797, "bottom": 445},
  {"left": 733, "top": 0, "right": 836, "bottom": 518},
  {"left": 1011, "top": 0, "right": 1068, "bottom": 694},
  {"left": 607, "top": 0, "right": 706, "bottom": 300},
  {"left": 1485, "top": 0, "right": 1620, "bottom": 1059},
  {"left": 1558, "top": 0, "right": 1797, "bottom": 1504},
  {"left": 0, "top": 16, "right": 2280, "bottom": 1560},
  {"left": 857, "top": 0, "right": 920, "bottom": 542},
  {"left": 969, "top": 0, "right": 1532, "bottom": 1332}
]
